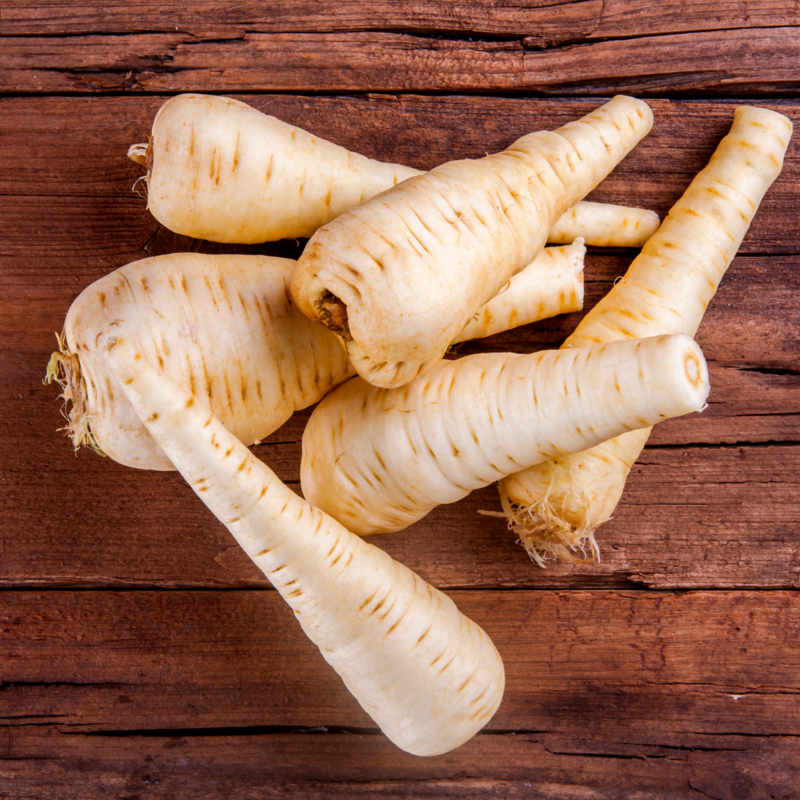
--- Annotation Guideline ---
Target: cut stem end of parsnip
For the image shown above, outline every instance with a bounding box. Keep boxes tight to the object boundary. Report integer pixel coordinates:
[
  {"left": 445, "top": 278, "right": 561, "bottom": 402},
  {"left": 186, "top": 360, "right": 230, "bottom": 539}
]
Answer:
[{"left": 317, "top": 291, "right": 351, "bottom": 339}]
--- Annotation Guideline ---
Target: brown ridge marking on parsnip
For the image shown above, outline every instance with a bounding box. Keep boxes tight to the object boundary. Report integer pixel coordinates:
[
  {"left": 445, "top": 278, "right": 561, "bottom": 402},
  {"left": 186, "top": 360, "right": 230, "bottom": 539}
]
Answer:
[
  {"left": 224, "top": 375, "right": 232, "bottom": 408},
  {"left": 325, "top": 536, "right": 342, "bottom": 560},
  {"left": 457, "top": 675, "right": 475, "bottom": 693},
  {"left": 237, "top": 458, "right": 247, "bottom": 473},
  {"left": 384, "top": 604, "right": 411, "bottom": 637},
  {"left": 429, "top": 650, "right": 447, "bottom": 669},
  {"left": 415, "top": 624, "right": 433, "bottom": 648},
  {"left": 203, "top": 415, "right": 212, "bottom": 429},
  {"left": 469, "top": 685, "right": 490, "bottom": 707},
  {"left": 224, "top": 446, "right": 234, "bottom": 458}
]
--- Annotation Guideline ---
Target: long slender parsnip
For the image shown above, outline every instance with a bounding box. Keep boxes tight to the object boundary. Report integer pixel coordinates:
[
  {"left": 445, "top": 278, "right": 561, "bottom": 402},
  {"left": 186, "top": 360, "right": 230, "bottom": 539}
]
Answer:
[
  {"left": 291, "top": 96, "right": 654, "bottom": 388},
  {"left": 499, "top": 105, "right": 793, "bottom": 565},
  {"left": 104, "top": 339, "right": 505, "bottom": 757},
  {"left": 48, "top": 247, "right": 584, "bottom": 470},
  {"left": 301, "top": 334, "right": 709, "bottom": 535},
  {"left": 130, "top": 93, "right": 658, "bottom": 248}
]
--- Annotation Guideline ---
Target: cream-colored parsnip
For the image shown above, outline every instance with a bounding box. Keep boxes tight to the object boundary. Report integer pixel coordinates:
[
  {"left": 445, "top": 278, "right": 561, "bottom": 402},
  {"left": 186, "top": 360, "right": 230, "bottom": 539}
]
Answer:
[
  {"left": 105, "top": 339, "right": 505, "bottom": 757},
  {"left": 291, "top": 96, "right": 654, "bottom": 388},
  {"left": 498, "top": 105, "right": 793, "bottom": 565},
  {"left": 131, "top": 93, "right": 658, "bottom": 247},
  {"left": 48, "top": 247, "right": 584, "bottom": 470},
  {"left": 301, "top": 334, "right": 709, "bottom": 535}
]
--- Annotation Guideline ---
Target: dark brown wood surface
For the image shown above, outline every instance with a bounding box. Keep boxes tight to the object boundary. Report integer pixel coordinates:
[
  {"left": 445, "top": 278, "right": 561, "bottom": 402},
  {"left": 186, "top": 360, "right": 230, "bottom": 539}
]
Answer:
[{"left": 2, "top": 3, "right": 799, "bottom": 797}]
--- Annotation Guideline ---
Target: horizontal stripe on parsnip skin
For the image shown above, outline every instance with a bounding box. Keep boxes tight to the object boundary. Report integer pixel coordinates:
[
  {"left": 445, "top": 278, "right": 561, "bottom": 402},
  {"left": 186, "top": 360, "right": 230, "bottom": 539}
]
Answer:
[
  {"left": 103, "top": 339, "right": 505, "bottom": 757},
  {"left": 131, "top": 93, "right": 659, "bottom": 247},
  {"left": 47, "top": 247, "right": 584, "bottom": 471},
  {"left": 498, "top": 105, "right": 793, "bottom": 566},
  {"left": 300, "top": 334, "right": 709, "bottom": 535},
  {"left": 291, "top": 96, "right": 653, "bottom": 389}
]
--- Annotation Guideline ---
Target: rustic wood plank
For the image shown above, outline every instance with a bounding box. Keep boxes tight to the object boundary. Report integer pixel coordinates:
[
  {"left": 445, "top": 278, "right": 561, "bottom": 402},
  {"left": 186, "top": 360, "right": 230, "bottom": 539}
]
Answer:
[
  {"left": 4, "top": 0, "right": 798, "bottom": 42},
  {"left": 3, "top": 430, "right": 799, "bottom": 589},
  {"left": 2, "top": 726, "right": 798, "bottom": 799},
  {"left": 3, "top": 223, "right": 799, "bottom": 589},
  {"left": 1, "top": 591, "right": 798, "bottom": 744},
  {"left": 4, "top": 27, "right": 800, "bottom": 96},
  {"left": 3, "top": 96, "right": 797, "bottom": 254}
]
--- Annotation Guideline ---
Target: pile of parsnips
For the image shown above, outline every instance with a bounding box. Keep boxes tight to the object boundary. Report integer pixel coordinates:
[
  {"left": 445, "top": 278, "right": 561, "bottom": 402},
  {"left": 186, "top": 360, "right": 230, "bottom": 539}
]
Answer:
[{"left": 47, "top": 94, "right": 792, "bottom": 756}]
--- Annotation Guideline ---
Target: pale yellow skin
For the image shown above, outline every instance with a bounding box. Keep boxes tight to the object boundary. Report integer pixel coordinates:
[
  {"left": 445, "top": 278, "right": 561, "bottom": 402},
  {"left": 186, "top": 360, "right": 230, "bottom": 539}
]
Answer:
[
  {"left": 499, "top": 105, "right": 794, "bottom": 565},
  {"left": 453, "top": 240, "right": 585, "bottom": 344},
  {"left": 547, "top": 201, "right": 659, "bottom": 248},
  {"left": 301, "top": 334, "right": 709, "bottom": 535},
  {"left": 135, "top": 93, "right": 659, "bottom": 248},
  {"left": 292, "top": 96, "right": 654, "bottom": 388},
  {"left": 105, "top": 339, "right": 505, "bottom": 757},
  {"left": 142, "top": 94, "right": 419, "bottom": 242},
  {"left": 54, "top": 249, "right": 583, "bottom": 471},
  {"left": 60, "top": 254, "right": 351, "bottom": 470}
]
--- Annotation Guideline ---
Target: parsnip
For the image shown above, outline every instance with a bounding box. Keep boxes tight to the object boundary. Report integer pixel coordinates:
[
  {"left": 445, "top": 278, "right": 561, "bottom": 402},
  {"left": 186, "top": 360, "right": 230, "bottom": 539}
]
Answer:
[
  {"left": 291, "top": 96, "right": 654, "bottom": 388},
  {"left": 48, "top": 254, "right": 350, "bottom": 470},
  {"left": 498, "top": 105, "right": 793, "bottom": 565},
  {"left": 48, "top": 247, "right": 584, "bottom": 470},
  {"left": 547, "top": 200, "right": 659, "bottom": 248},
  {"left": 453, "top": 239, "right": 584, "bottom": 344},
  {"left": 104, "top": 339, "right": 505, "bottom": 757},
  {"left": 301, "top": 334, "right": 709, "bottom": 535},
  {"left": 130, "top": 93, "right": 658, "bottom": 247}
]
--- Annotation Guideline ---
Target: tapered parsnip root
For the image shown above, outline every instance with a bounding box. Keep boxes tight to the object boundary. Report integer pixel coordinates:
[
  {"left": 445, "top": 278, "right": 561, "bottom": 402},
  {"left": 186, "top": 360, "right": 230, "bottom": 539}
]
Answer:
[
  {"left": 135, "top": 94, "right": 420, "bottom": 243},
  {"left": 453, "top": 240, "right": 585, "bottom": 344},
  {"left": 50, "top": 248, "right": 584, "bottom": 470},
  {"left": 499, "top": 105, "right": 793, "bottom": 564},
  {"left": 292, "top": 96, "right": 653, "bottom": 388},
  {"left": 546, "top": 201, "right": 659, "bottom": 248},
  {"left": 44, "top": 333, "right": 105, "bottom": 457},
  {"left": 132, "top": 93, "right": 659, "bottom": 248},
  {"left": 104, "top": 339, "right": 505, "bottom": 756},
  {"left": 301, "top": 334, "right": 709, "bottom": 535}
]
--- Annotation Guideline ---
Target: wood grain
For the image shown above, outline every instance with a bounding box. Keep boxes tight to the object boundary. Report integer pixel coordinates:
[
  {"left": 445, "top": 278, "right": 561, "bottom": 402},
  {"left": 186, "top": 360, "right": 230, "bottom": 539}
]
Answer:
[
  {"left": 3, "top": 96, "right": 797, "bottom": 252},
  {"left": 3, "top": 726, "right": 799, "bottom": 799},
  {"left": 3, "top": 0, "right": 798, "bottom": 41},
  {"left": 2, "top": 590, "right": 798, "bottom": 737},
  {"left": 4, "top": 27, "right": 800, "bottom": 96}
]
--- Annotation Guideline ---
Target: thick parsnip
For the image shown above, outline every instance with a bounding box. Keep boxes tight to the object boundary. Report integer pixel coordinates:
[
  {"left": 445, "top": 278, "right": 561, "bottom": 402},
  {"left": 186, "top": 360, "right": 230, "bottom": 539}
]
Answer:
[
  {"left": 499, "top": 105, "right": 793, "bottom": 565},
  {"left": 48, "top": 254, "right": 350, "bottom": 470},
  {"left": 131, "top": 93, "right": 658, "bottom": 247},
  {"left": 48, "top": 248, "right": 584, "bottom": 470},
  {"left": 301, "top": 334, "right": 709, "bottom": 535},
  {"left": 291, "top": 96, "right": 653, "bottom": 388},
  {"left": 104, "top": 339, "right": 505, "bottom": 757}
]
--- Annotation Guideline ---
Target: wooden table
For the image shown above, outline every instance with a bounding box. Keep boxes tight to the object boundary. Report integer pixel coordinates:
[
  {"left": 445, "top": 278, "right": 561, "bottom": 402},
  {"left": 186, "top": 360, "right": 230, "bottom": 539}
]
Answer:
[{"left": 2, "top": 3, "right": 799, "bottom": 796}]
